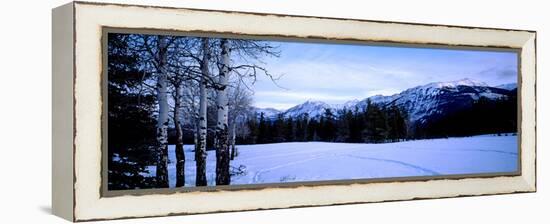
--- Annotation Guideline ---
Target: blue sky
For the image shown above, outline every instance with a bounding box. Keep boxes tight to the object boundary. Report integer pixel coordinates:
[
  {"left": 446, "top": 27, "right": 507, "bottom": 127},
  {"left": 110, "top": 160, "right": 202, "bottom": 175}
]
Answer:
[{"left": 247, "top": 40, "right": 518, "bottom": 110}]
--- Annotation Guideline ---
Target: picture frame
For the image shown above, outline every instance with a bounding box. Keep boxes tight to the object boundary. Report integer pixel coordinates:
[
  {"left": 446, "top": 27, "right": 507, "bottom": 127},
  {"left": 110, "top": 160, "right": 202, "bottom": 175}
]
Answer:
[{"left": 52, "top": 1, "right": 536, "bottom": 222}]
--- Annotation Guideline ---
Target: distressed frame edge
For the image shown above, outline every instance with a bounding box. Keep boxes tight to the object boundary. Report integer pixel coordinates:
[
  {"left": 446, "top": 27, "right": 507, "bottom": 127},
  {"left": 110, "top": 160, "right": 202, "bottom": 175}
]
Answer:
[
  {"left": 82, "top": 191, "right": 537, "bottom": 223},
  {"left": 519, "top": 32, "right": 537, "bottom": 191},
  {"left": 76, "top": 0, "right": 536, "bottom": 33},
  {"left": 69, "top": 1, "right": 537, "bottom": 222},
  {"left": 52, "top": 2, "right": 76, "bottom": 222}
]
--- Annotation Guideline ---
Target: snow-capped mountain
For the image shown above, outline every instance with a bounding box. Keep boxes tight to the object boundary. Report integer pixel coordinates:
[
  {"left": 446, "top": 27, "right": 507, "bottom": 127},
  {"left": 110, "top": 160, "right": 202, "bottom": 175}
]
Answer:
[
  {"left": 334, "top": 99, "right": 360, "bottom": 110},
  {"left": 253, "top": 78, "right": 517, "bottom": 124},
  {"left": 276, "top": 99, "right": 360, "bottom": 118},
  {"left": 355, "top": 78, "right": 515, "bottom": 123},
  {"left": 253, "top": 107, "right": 282, "bottom": 119},
  {"left": 283, "top": 100, "right": 332, "bottom": 118}
]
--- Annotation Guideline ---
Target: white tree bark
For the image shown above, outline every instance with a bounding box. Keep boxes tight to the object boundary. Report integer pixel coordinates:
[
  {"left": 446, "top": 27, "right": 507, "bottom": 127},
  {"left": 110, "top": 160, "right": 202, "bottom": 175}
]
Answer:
[
  {"left": 195, "top": 38, "right": 210, "bottom": 186},
  {"left": 215, "top": 39, "right": 231, "bottom": 185},
  {"left": 173, "top": 82, "right": 185, "bottom": 187},
  {"left": 230, "top": 122, "right": 237, "bottom": 160},
  {"left": 155, "top": 35, "right": 169, "bottom": 187}
]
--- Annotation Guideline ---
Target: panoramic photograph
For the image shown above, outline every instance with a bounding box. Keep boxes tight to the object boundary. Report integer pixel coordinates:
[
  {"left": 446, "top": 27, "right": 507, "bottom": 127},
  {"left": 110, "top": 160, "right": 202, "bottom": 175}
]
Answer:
[{"left": 106, "top": 32, "right": 518, "bottom": 190}]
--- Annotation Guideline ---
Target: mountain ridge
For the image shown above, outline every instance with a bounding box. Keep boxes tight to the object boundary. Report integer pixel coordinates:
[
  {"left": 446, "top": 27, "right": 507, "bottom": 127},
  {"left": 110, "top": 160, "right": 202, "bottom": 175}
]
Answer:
[{"left": 253, "top": 78, "right": 517, "bottom": 124}]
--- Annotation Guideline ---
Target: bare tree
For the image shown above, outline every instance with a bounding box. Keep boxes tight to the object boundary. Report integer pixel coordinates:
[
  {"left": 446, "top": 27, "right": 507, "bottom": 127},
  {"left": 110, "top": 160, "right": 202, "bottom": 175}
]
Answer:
[
  {"left": 227, "top": 81, "right": 253, "bottom": 160},
  {"left": 181, "top": 81, "right": 200, "bottom": 157},
  {"left": 229, "top": 40, "right": 281, "bottom": 88},
  {"left": 195, "top": 38, "right": 211, "bottom": 186},
  {"left": 126, "top": 34, "right": 182, "bottom": 188},
  {"left": 154, "top": 35, "right": 171, "bottom": 187},
  {"left": 212, "top": 39, "right": 280, "bottom": 184},
  {"left": 172, "top": 82, "right": 185, "bottom": 187},
  {"left": 214, "top": 39, "right": 232, "bottom": 185},
  {"left": 169, "top": 37, "right": 220, "bottom": 187},
  {"left": 168, "top": 37, "right": 204, "bottom": 187},
  {"left": 168, "top": 65, "right": 194, "bottom": 187},
  {"left": 132, "top": 35, "right": 279, "bottom": 187}
]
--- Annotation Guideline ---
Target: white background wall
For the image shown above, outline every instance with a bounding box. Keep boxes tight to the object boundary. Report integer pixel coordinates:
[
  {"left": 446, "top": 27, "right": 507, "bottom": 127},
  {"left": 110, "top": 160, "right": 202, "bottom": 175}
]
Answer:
[{"left": 0, "top": 0, "right": 546, "bottom": 223}]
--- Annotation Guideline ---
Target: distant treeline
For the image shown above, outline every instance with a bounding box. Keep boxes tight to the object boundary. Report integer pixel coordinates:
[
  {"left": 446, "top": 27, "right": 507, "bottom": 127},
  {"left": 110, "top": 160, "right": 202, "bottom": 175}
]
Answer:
[
  {"left": 233, "top": 95, "right": 517, "bottom": 145},
  {"left": 238, "top": 101, "right": 408, "bottom": 144},
  {"left": 415, "top": 94, "right": 517, "bottom": 138}
]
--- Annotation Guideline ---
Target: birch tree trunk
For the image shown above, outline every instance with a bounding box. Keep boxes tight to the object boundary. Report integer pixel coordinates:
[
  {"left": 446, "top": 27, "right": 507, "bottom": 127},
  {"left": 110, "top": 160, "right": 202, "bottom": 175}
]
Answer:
[
  {"left": 215, "top": 39, "right": 231, "bottom": 185},
  {"left": 230, "top": 121, "right": 237, "bottom": 160},
  {"left": 155, "top": 36, "right": 169, "bottom": 188},
  {"left": 193, "top": 122, "right": 198, "bottom": 161},
  {"left": 195, "top": 38, "right": 209, "bottom": 186},
  {"left": 174, "top": 83, "right": 185, "bottom": 187}
]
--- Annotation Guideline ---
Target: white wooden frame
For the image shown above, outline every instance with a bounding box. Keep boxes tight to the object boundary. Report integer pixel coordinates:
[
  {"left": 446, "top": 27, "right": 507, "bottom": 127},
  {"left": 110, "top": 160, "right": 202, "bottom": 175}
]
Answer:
[{"left": 52, "top": 1, "right": 536, "bottom": 222}]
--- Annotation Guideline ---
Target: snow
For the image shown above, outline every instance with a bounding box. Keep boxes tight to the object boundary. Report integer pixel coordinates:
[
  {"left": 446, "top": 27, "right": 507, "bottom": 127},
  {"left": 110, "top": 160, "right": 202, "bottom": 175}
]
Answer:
[
  {"left": 160, "top": 134, "right": 518, "bottom": 187},
  {"left": 424, "top": 78, "right": 488, "bottom": 89},
  {"left": 333, "top": 99, "right": 360, "bottom": 110},
  {"left": 283, "top": 100, "right": 332, "bottom": 118},
  {"left": 479, "top": 92, "right": 507, "bottom": 100}
]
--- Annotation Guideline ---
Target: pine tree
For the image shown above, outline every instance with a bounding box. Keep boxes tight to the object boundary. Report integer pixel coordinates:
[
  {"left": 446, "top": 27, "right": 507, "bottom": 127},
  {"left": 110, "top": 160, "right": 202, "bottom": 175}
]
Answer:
[
  {"left": 322, "top": 108, "right": 337, "bottom": 141},
  {"left": 348, "top": 107, "right": 364, "bottom": 143},
  {"left": 258, "top": 113, "right": 268, "bottom": 143},
  {"left": 273, "top": 114, "right": 286, "bottom": 142},
  {"left": 364, "top": 101, "right": 388, "bottom": 143},
  {"left": 284, "top": 117, "right": 295, "bottom": 142},
  {"left": 107, "top": 33, "right": 157, "bottom": 190},
  {"left": 247, "top": 114, "right": 259, "bottom": 144}
]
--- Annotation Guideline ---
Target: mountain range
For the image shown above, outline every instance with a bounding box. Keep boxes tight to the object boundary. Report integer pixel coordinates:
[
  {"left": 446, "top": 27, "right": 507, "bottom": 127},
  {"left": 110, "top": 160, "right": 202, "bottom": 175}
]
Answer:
[{"left": 253, "top": 78, "right": 517, "bottom": 125}]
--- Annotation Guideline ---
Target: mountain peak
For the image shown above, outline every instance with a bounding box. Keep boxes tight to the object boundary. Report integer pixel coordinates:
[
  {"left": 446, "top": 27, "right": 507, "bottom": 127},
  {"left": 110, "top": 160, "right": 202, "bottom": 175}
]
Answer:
[
  {"left": 302, "top": 100, "right": 328, "bottom": 105},
  {"left": 425, "top": 78, "right": 488, "bottom": 89},
  {"left": 332, "top": 99, "right": 360, "bottom": 110},
  {"left": 284, "top": 100, "right": 331, "bottom": 118},
  {"left": 253, "top": 107, "right": 282, "bottom": 118}
]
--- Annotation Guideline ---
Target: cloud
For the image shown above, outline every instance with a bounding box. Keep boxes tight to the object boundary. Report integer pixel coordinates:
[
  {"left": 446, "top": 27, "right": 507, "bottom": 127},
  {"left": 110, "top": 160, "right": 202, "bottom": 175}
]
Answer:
[
  {"left": 262, "top": 59, "right": 415, "bottom": 92},
  {"left": 496, "top": 69, "right": 517, "bottom": 78},
  {"left": 363, "top": 88, "right": 401, "bottom": 97},
  {"left": 255, "top": 90, "right": 357, "bottom": 102},
  {"left": 476, "top": 66, "right": 518, "bottom": 85},
  {"left": 479, "top": 66, "right": 516, "bottom": 77},
  {"left": 253, "top": 102, "right": 297, "bottom": 110}
]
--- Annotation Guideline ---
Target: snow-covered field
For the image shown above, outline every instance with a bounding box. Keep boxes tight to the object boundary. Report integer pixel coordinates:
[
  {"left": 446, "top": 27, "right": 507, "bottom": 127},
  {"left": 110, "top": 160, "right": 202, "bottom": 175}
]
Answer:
[{"left": 159, "top": 134, "right": 518, "bottom": 187}]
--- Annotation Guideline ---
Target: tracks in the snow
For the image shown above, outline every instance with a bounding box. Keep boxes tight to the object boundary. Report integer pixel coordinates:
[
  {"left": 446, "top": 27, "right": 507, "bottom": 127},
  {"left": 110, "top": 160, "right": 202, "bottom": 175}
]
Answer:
[
  {"left": 251, "top": 148, "right": 441, "bottom": 183},
  {"left": 251, "top": 153, "right": 333, "bottom": 183},
  {"left": 343, "top": 154, "right": 441, "bottom": 175}
]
